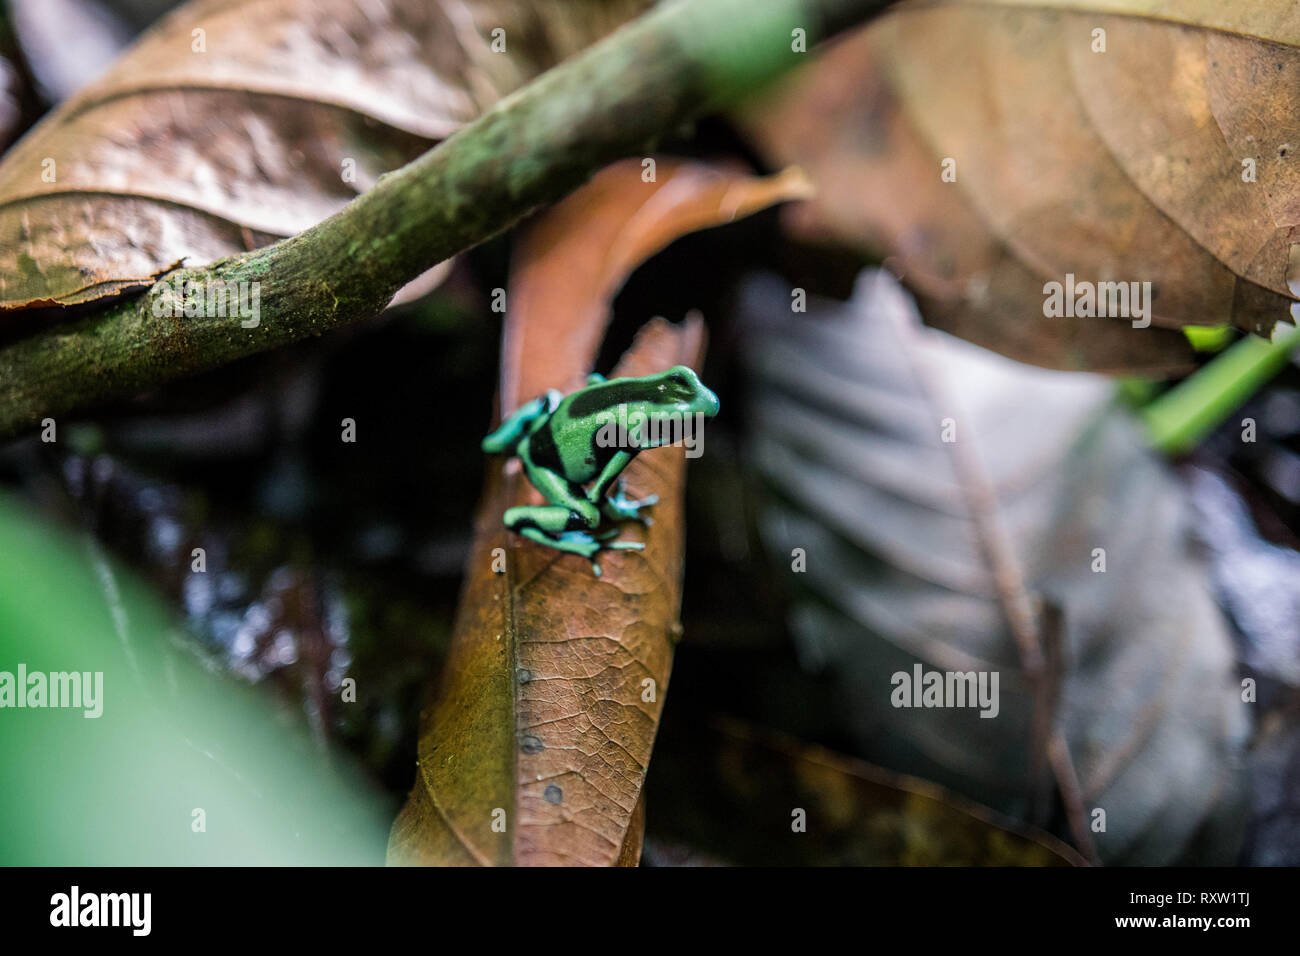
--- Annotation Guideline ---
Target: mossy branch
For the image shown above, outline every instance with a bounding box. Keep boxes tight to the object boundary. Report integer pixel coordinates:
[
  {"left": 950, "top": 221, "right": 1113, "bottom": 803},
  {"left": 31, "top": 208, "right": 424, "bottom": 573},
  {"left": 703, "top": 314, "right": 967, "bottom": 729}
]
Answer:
[{"left": 0, "top": 0, "right": 896, "bottom": 441}]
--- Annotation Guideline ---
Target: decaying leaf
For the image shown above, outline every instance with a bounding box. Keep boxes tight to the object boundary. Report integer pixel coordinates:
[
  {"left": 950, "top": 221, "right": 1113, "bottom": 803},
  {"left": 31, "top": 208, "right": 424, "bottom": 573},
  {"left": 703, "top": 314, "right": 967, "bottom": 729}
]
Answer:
[
  {"left": 740, "top": 268, "right": 1250, "bottom": 864},
  {"left": 0, "top": 0, "right": 649, "bottom": 310},
  {"left": 387, "top": 158, "right": 810, "bottom": 866},
  {"left": 648, "top": 717, "right": 1086, "bottom": 865},
  {"left": 740, "top": 0, "right": 1300, "bottom": 373}
]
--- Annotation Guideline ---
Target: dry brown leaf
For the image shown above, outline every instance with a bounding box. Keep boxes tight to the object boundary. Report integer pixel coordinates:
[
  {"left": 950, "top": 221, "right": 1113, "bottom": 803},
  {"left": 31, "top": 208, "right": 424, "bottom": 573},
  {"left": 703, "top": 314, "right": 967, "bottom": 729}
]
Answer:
[
  {"left": 0, "top": 0, "right": 649, "bottom": 310},
  {"left": 387, "top": 157, "right": 810, "bottom": 866},
  {"left": 740, "top": 0, "right": 1300, "bottom": 373}
]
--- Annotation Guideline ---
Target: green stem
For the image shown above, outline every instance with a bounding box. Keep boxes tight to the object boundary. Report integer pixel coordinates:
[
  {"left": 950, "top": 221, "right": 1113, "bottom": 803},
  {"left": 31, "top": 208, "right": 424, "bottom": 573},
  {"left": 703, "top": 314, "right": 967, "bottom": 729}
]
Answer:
[{"left": 1141, "top": 325, "right": 1300, "bottom": 455}]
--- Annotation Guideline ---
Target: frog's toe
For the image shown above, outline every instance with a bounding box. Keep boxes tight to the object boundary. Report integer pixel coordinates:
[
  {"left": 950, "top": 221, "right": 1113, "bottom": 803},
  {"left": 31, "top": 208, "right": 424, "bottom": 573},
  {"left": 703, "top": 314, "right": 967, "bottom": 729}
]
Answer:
[
  {"left": 617, "top": 493, "right": 657, "bottom": 511},
  {"left": 602, "top": 492, "right": 658, "bottom": 524},
  {"left": 627, "top": 495, "right": 658, "bottom": 520}
]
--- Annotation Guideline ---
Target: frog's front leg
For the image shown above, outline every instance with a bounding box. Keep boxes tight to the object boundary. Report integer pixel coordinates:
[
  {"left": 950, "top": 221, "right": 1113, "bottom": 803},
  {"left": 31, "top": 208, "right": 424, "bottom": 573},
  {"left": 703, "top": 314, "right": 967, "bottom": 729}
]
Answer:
[
  {"left": 589, "top": 451, "right": 658, "bottom": 525},
  {"left": 599, "top": 477, "right": 658, "bottom": 525}
]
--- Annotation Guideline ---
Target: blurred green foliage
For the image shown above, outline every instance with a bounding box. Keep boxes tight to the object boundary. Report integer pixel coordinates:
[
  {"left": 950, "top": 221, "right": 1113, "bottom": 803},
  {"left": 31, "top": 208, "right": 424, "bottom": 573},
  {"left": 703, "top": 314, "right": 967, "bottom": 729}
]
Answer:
[{"left": 0, "top": 490, "right": 392, "bottom": 864}]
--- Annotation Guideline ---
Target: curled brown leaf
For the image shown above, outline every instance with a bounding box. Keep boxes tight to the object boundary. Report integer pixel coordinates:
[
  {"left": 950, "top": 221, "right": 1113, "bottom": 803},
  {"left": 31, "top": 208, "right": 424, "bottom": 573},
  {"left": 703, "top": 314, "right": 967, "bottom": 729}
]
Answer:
[{"left": 0, "top": 0, "right": 649, "bottom": 310}]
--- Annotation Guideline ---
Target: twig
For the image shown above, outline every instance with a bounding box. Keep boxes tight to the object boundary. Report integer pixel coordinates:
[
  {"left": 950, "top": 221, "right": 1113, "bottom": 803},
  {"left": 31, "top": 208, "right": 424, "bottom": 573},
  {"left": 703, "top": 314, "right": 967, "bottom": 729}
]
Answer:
[{"left": 898, "top": 291, "right": 1099, "bottom": 864}]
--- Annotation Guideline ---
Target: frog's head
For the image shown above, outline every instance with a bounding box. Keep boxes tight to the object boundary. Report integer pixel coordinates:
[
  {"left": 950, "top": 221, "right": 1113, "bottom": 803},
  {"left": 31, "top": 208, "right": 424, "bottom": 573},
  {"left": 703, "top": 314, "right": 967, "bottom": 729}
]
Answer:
[
  {"left": 643, "top": 365, "right": 720, "bottom": 420},
  {"left": 582, "top": 366, "right": 720, "bottom": 454}
]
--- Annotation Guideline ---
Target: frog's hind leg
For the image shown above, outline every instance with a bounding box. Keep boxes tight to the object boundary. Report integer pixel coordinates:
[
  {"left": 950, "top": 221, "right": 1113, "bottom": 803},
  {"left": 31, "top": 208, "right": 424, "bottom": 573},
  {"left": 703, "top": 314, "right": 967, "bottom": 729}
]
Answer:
[
  {"left": 516, "top": 439, "right": 602, "bottom": 531},
  {"left": 512, "top": 524, "right": 642, "bottom": 576},
  {"left": 507, "top": 439, "right": 642, "bottom": 575},
  {"left": 503, "top": 472, "right": 644, "bottom": 577},
  {"left": 504, "top": 504, "right": 593, "bottom": 539},
  {"left": 503, "top": 437, "right": 606, "bottom": 563}
]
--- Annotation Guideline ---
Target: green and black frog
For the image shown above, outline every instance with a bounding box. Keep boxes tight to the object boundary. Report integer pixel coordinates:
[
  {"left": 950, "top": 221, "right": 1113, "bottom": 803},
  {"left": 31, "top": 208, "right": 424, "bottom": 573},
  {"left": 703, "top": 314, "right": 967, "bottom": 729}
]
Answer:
[{"left": 482, "top": 365, "right": 719, "bottom": 574}]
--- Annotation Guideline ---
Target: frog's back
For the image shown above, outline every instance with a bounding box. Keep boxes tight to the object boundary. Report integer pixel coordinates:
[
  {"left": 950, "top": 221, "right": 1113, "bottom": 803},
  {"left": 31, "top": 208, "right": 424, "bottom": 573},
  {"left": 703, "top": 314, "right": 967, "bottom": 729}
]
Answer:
[
  {"left": 537, "top": 392, "right": 632, "bottom": 484},
  {"left": 520, "top": 408, "right": 595, "bottom": 486}
]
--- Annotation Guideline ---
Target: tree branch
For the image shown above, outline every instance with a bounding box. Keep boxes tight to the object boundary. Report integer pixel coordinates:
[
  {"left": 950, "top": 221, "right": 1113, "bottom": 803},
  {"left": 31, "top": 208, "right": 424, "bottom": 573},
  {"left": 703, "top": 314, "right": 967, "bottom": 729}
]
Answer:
[{"left": 0, "top": 0, "right": 896, "bottom": 441}]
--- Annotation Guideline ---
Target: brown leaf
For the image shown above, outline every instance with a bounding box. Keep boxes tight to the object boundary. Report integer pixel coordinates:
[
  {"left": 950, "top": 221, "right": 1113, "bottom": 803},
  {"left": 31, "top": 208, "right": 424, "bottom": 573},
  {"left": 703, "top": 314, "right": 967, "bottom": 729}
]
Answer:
[
  {"left": 387, "top": 158, "right": 810, "bottom": 866},
  {"left": 0, "top": 0, "right": 649, "bottom": 311},
  {"left": 740, "top": 0, "right": 1300, "bottom": 373}
]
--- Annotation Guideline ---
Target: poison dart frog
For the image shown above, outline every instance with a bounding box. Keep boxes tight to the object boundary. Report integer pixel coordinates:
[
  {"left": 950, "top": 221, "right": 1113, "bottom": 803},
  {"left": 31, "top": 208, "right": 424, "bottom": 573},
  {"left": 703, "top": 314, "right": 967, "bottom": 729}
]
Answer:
[{"left": 482, "top": 365, "right": 719, "bottom": 575}]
